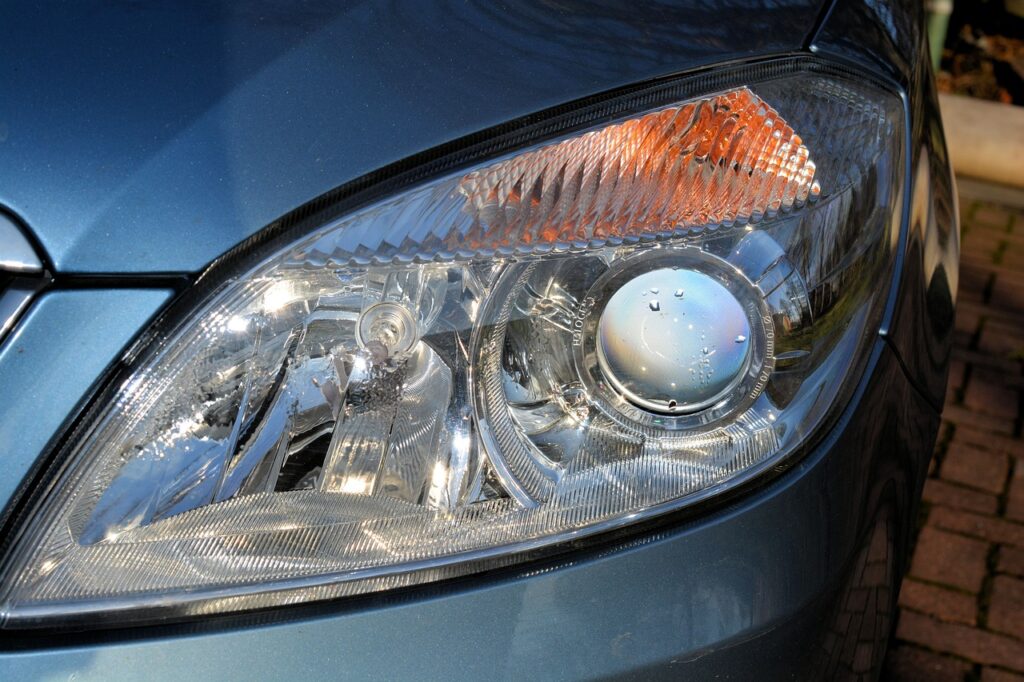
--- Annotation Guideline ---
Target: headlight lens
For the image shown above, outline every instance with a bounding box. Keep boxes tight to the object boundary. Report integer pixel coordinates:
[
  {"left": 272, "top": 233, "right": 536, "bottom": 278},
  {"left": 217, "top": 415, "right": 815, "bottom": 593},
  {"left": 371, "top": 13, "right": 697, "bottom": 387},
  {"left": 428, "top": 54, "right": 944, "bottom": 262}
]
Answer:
[{"left": 0, "top": 60, "right": 904, "bottom": 626}]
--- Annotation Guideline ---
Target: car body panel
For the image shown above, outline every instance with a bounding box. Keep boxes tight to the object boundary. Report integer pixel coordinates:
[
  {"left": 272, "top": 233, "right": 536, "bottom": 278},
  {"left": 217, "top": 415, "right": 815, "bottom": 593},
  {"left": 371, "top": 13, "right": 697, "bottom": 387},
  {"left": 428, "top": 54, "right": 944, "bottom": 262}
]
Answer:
[
  {"left": 0, "top": 0, "right": 824, "bottom": 274},
  {"left": 0, "top": 1, "right": 957, "bottom": 679},
  {"left": 2, "top": 342, "right": 935, "bottom": 680},
  {"left": 812, "top": 0, "right": 959, "bottom": 409},
  {"left": 0, "top": 289, "right": 173, "bottom": 508}
]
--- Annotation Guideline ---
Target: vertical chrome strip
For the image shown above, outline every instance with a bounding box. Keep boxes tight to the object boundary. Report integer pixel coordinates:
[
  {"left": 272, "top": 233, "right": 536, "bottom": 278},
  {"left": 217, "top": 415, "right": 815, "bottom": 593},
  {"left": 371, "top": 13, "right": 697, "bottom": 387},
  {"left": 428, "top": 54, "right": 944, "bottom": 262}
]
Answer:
[
  {"left": 0, "top": 282, "right": 43, "bottom": 340},
  {"left": 0, "top": 211, "right": 48, "bottom": 344},
  {"left": 0, "top": 213, "right": 43, "bottom": 274}
]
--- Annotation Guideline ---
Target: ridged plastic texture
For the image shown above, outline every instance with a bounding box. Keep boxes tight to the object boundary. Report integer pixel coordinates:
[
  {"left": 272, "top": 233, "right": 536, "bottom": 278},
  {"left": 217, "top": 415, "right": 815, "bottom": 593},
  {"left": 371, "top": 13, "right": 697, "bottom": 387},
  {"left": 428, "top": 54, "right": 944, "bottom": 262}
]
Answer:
[
  {"left": 0, "top": 67, "right": 904, "bottom": 627},
  {"left": 290, "top": 80, "right": 894, "bottom": 268},
  {"left": 459, "top": 87, "right": 819, "bottom": 249}
]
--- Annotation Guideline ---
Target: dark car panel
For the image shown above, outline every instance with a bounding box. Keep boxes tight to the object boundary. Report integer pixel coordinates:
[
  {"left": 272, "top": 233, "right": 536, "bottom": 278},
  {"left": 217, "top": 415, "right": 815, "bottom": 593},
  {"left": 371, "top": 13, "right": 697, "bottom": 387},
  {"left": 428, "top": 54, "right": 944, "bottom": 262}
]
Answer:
[{"left": 813, "top": 0, "right": 959, "bottom": 410}]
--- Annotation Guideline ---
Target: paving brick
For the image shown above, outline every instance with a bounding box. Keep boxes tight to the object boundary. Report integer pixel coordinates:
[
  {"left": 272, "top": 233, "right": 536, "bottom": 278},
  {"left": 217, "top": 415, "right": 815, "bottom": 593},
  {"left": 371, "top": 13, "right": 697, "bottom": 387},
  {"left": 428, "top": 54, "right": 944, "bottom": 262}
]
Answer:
[
  {"left": 923, "top": 478, "right": 1000, "bottom": 515},
  {"left": 946, "top": 381, "right": 961, "bottom": 409},
  {"left": 988, "top": 575, "right": 1024, "bottom": 640},
  {"left": 953, "top": 426, "right": 1024, "bottom": 460},
  {"left": 962, "top": 230, "right": 1006, "bottom": 260},
  {"left": 999, "top": 546, "right": 1024, "bottom": 578},
  {"left": 978, "top": 319, "right": 1024, "bottom": 358},
  {"left": 941, "top": 442, "right": 1011, "bottom": 494},
  {"left": 955, "top": 306, "right": 982, "bottom": 337},
  {"left": 962, "top": 219, "right": 1003, "bottom": 237},
  {"left": 990, "top": 279, "right": 1024, "bottom": 318},
  {"left": 982, "top": 668, "right": 1024, "bottom": 682},
  {"left": 974, "top": 204, "right": 1014, "bottom": 231},
  {"left": 944, "top": 406, "right": 1016, "bottom": 436},
  {"left": 896, "top": 611, "right": 1024, "bottom": 672},
  {"left": 957, "top": 298, "right": 1007, "bottom": 320},
  {"left": 961, "top": 262, "right": 994, "bottom": 300},
  {"left": 886, "top": 188, "right": 1024, "bottom": 677},
  {"left": 930, "top": 507, "right": 1024, "bottom": 548},
  {"left": 949, "top": 358, "right": 968, "bottom": 391},
  {"left": 964, "top": 219, "right": 1009, "bottom": 241},
  {"left": 883, "top": 643, "right": 972, "bottom": 682},
  {"left": 898, "top": 579, "right": 977, "bottom": 624},
  {"left": 953, "top": 347, "right": 1024, "bottom": 377},
  {"left": 1007, "top": 227, "right": 1024, "bottom": 250},
  {"left": 962, "top": 258, "right": 1024, "bottom": 290},
  {"left": 1008, "top": 465, "right": 1024, "bottom": 524},
  {"left": 962, "top": 376, "right": 1019, "bottom": 419},
  {"left": 961, "top": 199, "right": 977, "bottom": 216},
  {"left": 960, "top": 286, "right": 987, "bottom": 307},
  {"left": 909, "top": 526, "right": 990, "bottom": 592},
  {"left": 1001, "top": 245, "right": 1024, "bottom": 271},
  {"left": 979, "top": 318, "right": 1024, "bottom": 359}
]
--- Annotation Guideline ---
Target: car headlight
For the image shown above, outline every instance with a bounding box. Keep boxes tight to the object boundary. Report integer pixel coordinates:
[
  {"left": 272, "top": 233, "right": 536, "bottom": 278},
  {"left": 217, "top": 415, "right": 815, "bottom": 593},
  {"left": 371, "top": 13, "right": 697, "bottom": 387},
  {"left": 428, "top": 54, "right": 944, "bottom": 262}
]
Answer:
[{"left": 0, "top": 58, "right": 904, "bottom": 627}]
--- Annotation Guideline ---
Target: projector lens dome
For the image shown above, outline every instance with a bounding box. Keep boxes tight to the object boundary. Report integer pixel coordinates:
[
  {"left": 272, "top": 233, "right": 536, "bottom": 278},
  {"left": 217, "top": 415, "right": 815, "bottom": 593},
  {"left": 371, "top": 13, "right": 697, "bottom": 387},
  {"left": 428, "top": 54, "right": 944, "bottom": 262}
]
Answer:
[{"left": 596, "top": 268, "right": 752, "bottom": 414}]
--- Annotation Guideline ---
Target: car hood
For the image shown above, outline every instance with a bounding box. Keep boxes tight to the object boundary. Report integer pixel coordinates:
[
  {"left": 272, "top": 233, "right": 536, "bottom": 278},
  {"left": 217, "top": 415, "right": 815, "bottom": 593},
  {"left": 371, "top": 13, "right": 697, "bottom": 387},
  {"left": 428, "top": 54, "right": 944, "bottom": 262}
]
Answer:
[{"left": 0, "top": 0, "right": 824, "bottom": 274}]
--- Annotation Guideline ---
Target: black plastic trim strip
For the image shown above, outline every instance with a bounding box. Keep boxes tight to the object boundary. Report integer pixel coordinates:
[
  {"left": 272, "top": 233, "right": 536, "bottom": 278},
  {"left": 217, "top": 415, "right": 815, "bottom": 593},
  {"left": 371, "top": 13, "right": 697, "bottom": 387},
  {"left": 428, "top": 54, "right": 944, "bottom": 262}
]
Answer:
[{"left": 803, "top": 0, "right": 838, "bottom": 51}]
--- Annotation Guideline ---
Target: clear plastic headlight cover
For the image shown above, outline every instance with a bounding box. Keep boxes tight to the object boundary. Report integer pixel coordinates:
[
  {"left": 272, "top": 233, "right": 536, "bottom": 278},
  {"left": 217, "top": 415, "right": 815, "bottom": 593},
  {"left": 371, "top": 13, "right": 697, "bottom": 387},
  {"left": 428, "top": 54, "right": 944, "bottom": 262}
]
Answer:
[{"left": 1, "top": 60, "right": 905, "bottom": 626}]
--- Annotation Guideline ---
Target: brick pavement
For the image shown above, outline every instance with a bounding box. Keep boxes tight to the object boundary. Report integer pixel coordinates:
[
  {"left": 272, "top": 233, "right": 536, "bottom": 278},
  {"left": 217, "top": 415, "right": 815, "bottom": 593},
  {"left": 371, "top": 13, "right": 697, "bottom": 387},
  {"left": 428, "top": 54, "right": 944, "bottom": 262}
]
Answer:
[{"left": 883, "top": 192, "right": 1024, "bottom": 680}]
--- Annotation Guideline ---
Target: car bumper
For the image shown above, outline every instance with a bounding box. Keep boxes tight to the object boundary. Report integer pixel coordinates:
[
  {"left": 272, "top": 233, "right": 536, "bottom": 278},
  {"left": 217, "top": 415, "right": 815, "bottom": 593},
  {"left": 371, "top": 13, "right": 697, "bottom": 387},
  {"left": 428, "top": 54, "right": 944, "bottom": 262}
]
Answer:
[{"left": 1, "top": 334, "right": 938, "bottom": 680}]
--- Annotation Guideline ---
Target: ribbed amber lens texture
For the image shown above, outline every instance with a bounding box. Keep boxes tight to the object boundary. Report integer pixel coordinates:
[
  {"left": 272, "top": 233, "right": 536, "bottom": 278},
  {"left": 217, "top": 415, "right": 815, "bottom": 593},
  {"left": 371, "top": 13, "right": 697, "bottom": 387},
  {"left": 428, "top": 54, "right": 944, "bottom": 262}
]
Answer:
[{"left": 459, "top": 87, "right": 819, "bottom": 249}]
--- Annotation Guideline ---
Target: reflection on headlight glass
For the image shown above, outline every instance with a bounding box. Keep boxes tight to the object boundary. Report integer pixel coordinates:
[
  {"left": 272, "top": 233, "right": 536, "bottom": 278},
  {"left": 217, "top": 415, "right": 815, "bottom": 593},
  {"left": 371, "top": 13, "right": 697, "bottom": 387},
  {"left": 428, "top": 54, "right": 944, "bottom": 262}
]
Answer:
[{"left": 0, "top": 65, "right": 904, "bottom": 626}]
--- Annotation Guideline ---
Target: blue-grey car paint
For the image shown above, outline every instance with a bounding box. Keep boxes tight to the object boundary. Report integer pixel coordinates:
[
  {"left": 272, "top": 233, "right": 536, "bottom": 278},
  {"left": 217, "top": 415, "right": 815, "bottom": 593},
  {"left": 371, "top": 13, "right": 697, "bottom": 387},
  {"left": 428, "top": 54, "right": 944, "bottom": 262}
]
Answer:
[
  {"left": 0, "top": 290, "right": 173, "bottom": 509},
  {"left": 0, "top": 0, "right": 825, "bottom": 274},
  {"left": 0, "top": 0, "right": 956, "bottom": 679}
]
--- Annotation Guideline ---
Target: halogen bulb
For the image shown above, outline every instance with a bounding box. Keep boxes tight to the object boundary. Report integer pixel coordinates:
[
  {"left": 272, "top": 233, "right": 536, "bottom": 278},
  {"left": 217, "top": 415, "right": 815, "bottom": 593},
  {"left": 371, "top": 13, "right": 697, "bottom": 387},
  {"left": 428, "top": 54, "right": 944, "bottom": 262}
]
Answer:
[
  {"left": 596, "top": 268, "right": 751, "bottom": 414},
  {"left": 357, "top": 302, "right": 418, "bottom": 357}
]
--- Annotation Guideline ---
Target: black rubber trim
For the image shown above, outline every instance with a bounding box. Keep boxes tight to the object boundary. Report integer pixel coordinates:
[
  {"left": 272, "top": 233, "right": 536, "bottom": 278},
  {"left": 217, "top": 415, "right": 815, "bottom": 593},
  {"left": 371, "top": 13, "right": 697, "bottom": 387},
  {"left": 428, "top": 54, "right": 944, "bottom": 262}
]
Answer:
[
  {"left": 44, "top": 273, "right": 192, "bottom": 291},
  {"left": 803, "top": 0, "right": 838, "bottom": 52}
]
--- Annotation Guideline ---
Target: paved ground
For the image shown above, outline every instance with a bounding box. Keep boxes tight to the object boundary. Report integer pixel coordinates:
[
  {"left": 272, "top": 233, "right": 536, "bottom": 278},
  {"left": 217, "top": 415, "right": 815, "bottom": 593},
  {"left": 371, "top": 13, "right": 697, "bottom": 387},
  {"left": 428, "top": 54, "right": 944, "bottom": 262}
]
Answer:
[{"left": 883, "top": 182, "right": 1024, "bottom": 681}]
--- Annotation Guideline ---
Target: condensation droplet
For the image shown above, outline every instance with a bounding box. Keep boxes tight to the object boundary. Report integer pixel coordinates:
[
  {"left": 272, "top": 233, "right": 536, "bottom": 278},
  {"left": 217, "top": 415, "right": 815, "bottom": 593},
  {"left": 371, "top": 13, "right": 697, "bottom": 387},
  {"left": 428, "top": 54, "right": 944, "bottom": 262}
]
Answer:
[
  {"left": 649, "top": 300, "right": 660, "bottom": 311},
  {"left": 650, "top": 287, "right": 659, "bottom": 294},
  {"left": 735, "top": 335, "right": 747, "bottom": 343},
  {"left": 674, "top": 289, "right": 684, "bottom": 298}
]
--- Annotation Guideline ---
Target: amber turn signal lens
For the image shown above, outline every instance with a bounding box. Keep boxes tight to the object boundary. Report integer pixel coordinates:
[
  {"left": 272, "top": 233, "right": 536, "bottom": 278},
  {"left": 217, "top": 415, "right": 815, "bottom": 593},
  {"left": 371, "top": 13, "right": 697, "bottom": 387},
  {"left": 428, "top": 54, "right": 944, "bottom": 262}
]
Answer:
[{"left": 458, "top": 87, "right": 820, "bottom": 249}]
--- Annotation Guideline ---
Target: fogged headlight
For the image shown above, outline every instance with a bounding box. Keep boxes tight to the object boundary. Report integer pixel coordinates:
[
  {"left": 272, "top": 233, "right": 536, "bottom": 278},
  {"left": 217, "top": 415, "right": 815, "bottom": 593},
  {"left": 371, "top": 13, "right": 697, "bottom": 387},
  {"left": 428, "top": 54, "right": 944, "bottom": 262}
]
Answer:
[{"left": 0, "top": 60, "right": 904, "bottom": 627}]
